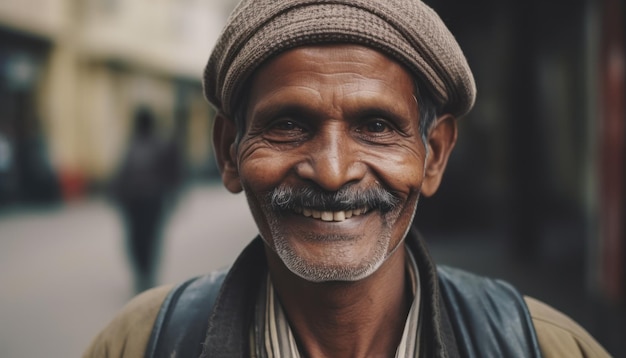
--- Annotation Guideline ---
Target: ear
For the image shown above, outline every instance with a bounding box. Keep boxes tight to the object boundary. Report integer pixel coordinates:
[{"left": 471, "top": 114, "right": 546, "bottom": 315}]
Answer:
[
  {"left": 212, "top": 112, "right": 243, "bottom": 193},
  {"left": 421, "top": 114, "right": 458, "bottom": 197}
]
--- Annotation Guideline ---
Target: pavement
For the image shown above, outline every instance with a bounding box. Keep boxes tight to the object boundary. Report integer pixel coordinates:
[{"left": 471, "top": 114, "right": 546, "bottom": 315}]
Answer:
[
  {"left": 0, "top": 183, "right": 258, "bottom": 358},
  {"left": 0, "top": 182, "right": 621, "bottom": 356}
]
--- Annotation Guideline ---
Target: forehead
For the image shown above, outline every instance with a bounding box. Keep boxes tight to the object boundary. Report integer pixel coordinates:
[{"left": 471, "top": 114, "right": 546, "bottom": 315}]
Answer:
[{"left": 246, "top": 44, "right": 417, "bottom": 116}]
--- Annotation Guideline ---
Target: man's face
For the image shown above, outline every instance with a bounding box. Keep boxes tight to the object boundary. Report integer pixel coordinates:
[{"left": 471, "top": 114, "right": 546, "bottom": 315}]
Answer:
[{"left": 226, "top": 45, "right": 430, "bottom": 282}]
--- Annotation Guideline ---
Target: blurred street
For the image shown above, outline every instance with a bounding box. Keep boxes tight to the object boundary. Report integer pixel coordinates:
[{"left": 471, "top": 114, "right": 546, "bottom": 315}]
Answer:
[{"left": 0, "top": 182, "right": 258, "bottom": 358}]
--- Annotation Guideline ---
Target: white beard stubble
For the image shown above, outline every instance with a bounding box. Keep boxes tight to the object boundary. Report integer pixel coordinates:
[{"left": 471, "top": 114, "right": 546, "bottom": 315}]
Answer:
[{"left": 261, "top": 199, "right": 418, "bottom": 283}]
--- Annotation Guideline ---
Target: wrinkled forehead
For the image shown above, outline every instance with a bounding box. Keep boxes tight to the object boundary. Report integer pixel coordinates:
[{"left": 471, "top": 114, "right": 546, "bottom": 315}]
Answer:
[
  {"left": 249, "top": 44, "right": 416, "bottom": 96},
  {"left": 244, "top": 44, "right": 419, "bottom": 120}
]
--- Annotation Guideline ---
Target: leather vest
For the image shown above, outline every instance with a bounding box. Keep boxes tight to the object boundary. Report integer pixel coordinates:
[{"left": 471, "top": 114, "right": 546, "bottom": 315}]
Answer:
[{"left": 145, "top": 234, "right": 542, "bottom": 358}]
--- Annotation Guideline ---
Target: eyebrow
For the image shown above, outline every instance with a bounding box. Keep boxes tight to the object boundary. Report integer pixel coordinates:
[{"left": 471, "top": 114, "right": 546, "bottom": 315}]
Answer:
[
  {"left": 351, "top": 106, "right": 415, "bottom": 126},
  {"left": 251, "top": 95, "right": 415, "bottom": 124},
  {"left": 251, "top": 102, "right": 323, "bottom": 124}
]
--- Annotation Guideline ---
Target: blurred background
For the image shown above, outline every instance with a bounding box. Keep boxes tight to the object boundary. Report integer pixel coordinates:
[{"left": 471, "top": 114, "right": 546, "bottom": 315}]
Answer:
[{"left": 0, "top": 0, "right": 623, "bottom": 356}]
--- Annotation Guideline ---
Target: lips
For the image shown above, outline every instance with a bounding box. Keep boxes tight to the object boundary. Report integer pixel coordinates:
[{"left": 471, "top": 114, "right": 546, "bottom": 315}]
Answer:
[{"left": 292, "top": 207, "right": 370, "bottom": 222}]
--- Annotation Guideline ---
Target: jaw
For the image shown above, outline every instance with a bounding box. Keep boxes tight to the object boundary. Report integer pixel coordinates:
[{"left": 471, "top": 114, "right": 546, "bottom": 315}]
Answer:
[
  {"left": 245, "top": 185, "right": 421, "bottom": 283},
  {"left": 262, "top": 208, "right": 397, "bottom": 282}
]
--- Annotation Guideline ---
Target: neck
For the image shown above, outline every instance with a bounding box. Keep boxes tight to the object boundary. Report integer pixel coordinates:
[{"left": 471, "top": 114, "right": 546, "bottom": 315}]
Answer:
[{"left": 265, "top": 245, "right": 412, "bottom": 358}]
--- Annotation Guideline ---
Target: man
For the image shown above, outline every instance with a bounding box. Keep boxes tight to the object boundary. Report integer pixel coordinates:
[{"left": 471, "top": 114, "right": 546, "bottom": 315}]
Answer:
[
  {"left": 84, "top": 0, "right": 610, "bottom": 357},
  {"left": 111, "top": 108, "right": 181, "bottom": 293}
]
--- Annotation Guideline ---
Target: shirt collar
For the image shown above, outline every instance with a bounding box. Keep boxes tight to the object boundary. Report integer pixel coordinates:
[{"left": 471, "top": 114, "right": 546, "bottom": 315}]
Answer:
[{"left": 251, "top": 247, "right": 422, "bottom": 357}]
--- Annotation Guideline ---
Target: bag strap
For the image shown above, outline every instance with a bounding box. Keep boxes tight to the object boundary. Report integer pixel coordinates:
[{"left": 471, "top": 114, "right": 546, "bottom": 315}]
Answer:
[
  {"left": 437, "top": 266, "right": 542, "bottom": 358},
  {"left": 145, "top": 269, "right": 228, "bottom": 358}
]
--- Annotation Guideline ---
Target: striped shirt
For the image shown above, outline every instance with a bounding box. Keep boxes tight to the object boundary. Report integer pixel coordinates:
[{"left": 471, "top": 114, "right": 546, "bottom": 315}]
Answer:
[{"left": 251, "top": 248, "right": 422, "bottom": 357}]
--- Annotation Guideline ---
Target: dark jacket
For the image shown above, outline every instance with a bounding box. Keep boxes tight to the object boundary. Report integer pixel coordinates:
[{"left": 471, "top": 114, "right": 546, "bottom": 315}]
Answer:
[
  {"left": 83, "top": 228, "right": 610, "bottom": 357},
  {"left": 148, "top": 228, "right": 541, "bottom": 358}
]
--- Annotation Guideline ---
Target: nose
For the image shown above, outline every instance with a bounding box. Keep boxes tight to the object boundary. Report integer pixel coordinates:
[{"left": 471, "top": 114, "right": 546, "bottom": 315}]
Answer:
[{"left": 295, "top": 127, "right": 366, "bottom": 191}]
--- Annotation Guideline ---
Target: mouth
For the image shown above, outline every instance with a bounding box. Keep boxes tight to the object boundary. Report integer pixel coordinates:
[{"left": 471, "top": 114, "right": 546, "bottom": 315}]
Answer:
[{"left": 291, "top": 206, "right": 370, "bottom": 222}]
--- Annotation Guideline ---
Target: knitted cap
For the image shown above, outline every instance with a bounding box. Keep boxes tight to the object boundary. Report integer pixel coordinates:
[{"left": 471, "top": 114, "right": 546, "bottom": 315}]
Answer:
[{"left": 204, "top": 0, "right": 476, "bottom": 118}]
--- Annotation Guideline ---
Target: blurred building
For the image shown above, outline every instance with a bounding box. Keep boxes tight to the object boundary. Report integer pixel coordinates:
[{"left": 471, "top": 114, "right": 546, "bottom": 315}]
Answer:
[
  {"left": 0, "top": 0, "right": 238, "bottom": 204},
  {"left": 415, "top": 0, "right": 625, "bottom": 351}
]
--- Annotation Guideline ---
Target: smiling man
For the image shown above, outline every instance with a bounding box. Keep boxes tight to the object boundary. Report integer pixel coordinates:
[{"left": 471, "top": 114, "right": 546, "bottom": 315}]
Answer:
[
  {"left": 235, "top": 45, "right": 433, "bottom": 286},
  {"left": 84, "top": 0, "right": 609, "bottom": 357}
]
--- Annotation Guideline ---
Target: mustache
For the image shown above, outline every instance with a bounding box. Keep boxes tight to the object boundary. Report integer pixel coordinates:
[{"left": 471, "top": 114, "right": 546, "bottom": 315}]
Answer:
[{"left": 268, "top": 184, "right": 400, "bottom": 213}]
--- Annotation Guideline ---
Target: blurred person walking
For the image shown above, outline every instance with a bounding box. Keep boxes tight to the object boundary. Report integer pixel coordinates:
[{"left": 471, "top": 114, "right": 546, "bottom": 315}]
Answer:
[
  {"left": 111, "top": 107, "right": 181, "bottom": 293},
  {"left": 0, "top": 131, "right": 13, "bottom": 203}
]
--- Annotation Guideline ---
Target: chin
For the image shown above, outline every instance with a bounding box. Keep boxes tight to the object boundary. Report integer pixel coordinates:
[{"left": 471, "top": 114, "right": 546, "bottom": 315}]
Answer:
[{"left": 269, "top": 229, "right": 394, "bottom": 283}]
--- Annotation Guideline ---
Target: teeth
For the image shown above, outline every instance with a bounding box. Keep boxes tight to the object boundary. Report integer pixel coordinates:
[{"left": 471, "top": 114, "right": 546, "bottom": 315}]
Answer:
[
  {"left": 293, "top": 207, "right": 368, "bottom": 222},
  {"left": 333, "top": 211, "right": 346, "bottom": 221},
  {"left": 333, "top": 211, "right": 346, "bottom": 222}
]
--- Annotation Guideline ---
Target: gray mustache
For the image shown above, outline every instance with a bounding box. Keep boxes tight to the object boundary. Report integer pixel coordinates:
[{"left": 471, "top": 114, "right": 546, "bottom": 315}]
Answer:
[{"left": 269, "top": 184, "right": 400, "bottom": 213}]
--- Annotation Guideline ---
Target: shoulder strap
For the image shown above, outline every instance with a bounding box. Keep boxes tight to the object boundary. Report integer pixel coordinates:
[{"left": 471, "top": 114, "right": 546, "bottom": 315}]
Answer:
[
  {"left": 145, "top": 269, "right": 228, "bottom": 358},
  {"left": 437, "top": 266, "right": 542, "bottom": 358}
]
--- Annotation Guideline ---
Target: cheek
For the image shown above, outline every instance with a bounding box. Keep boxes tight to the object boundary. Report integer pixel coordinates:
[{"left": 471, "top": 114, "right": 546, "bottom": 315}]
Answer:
[
  {"left": 367, "top": 148, "right": 425, "bottom": 193},
  {"left": 239, "top": 160, "right": 281, "bottom": 189},
  {"left": 237, "top": 145, "right": 295, "bottom": 190}
]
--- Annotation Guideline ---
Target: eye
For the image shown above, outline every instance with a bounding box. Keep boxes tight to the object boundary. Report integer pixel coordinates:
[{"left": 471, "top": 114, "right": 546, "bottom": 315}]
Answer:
[
  {"left": 358, "top": 119, "right": 394, "bottom": 135},
  {"left": 273, "top": 120, "right": 298, "bottom": 131},
  {"left": 354, "top": 118, "right": 401, "bottom": 144},
  {"left": 263, "top": 118, "right": 308, "bottom": 143},
  {"left": 364, "top": 120, "right": 389, "bottom": 133},
  {"left": 269, "top": 119, "right": 305, "bottom": 134}
]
